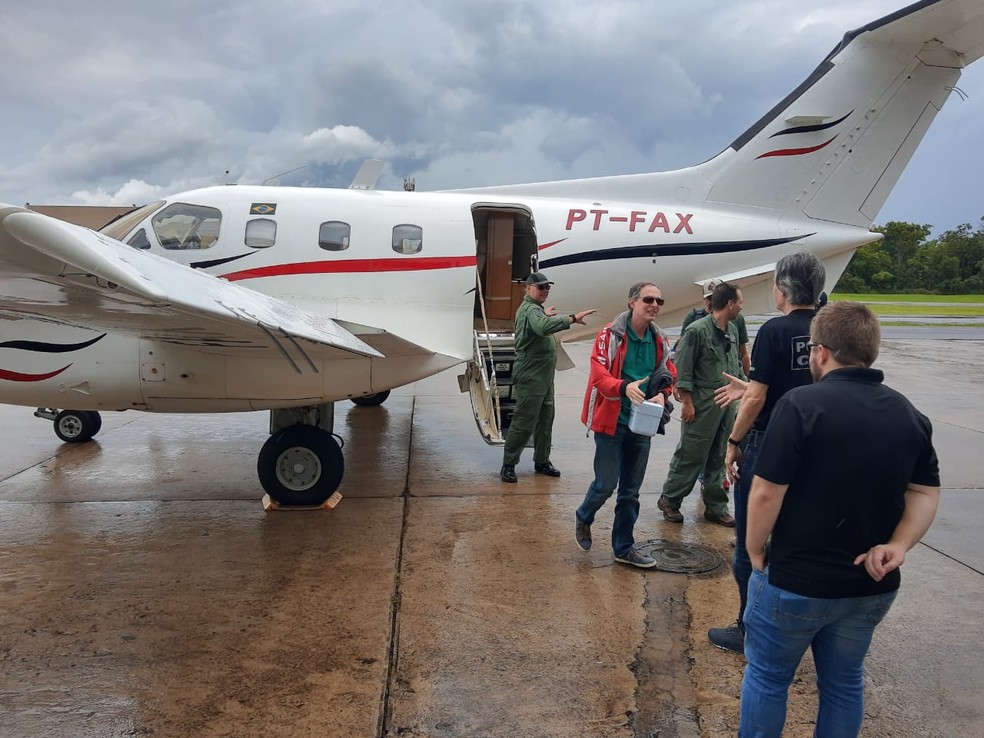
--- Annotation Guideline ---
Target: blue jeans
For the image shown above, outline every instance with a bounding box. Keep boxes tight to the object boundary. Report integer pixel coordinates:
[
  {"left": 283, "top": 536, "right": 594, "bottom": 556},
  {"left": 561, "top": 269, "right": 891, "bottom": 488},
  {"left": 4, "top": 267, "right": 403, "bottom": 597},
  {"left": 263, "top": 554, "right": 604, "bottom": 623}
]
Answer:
[
  {"left": 732, "top": 433, "right": 763, "bottom": 627},
  {"left": 739, "top": 569, "right": 898, "bottom": 738},
  {"left": 576, "top": 425, "right": 651, "bottom": 557}
]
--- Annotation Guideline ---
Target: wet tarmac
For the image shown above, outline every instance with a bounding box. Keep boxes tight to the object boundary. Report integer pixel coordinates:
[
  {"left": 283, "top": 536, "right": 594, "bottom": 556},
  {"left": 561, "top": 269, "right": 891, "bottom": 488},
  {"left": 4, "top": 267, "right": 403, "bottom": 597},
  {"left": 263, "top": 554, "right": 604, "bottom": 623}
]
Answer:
[{"left": 0, "top": 333, "right": 982, "bottom": 737}]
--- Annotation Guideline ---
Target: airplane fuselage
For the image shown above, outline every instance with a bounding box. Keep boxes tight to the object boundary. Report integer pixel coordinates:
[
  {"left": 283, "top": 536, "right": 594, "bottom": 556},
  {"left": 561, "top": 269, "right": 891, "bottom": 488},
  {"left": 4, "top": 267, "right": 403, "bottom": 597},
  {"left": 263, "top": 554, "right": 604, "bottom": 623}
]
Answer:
[{"left": 0, "top": 184, "right": 875, "bottom": 413}]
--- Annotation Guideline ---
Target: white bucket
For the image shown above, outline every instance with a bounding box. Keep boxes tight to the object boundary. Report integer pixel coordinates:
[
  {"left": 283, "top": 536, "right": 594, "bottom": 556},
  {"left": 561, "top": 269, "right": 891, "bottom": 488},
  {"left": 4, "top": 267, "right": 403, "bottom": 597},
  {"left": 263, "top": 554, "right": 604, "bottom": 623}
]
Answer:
[{"left": 628, "top": 400, "right": 663, "bottom": 436}]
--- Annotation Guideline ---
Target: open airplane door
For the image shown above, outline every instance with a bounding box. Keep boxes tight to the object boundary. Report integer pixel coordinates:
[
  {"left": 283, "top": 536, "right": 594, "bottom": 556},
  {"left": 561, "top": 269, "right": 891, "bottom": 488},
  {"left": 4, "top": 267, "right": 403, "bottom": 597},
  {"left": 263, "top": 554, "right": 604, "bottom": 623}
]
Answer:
[{"left": 460, "top": 204, "right": 538, "bottom": 445}]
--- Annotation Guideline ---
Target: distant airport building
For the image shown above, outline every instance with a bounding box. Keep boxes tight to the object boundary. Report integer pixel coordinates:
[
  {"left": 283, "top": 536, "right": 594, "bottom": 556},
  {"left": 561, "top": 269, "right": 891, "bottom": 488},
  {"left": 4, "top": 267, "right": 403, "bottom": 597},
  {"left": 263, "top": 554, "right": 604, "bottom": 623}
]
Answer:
[{"left": 26, "top": 204, "right": 138, "bottom": 230}]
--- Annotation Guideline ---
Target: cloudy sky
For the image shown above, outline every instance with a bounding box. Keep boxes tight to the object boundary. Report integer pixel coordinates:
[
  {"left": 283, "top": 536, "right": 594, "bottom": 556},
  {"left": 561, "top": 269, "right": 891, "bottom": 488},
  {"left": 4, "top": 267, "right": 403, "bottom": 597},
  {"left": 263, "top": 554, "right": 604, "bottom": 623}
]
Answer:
[{"left": 1, "top": 0, "right": 981, "bottom": 233}]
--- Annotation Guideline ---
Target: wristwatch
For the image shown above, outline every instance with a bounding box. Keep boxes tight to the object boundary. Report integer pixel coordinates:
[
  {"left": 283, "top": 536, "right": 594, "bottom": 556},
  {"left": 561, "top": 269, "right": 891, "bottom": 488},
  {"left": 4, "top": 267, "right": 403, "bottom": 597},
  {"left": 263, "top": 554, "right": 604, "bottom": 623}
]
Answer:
[
  {"left": 569, "top": 313, "right": 576, "bottom": 323},
  {"left": 727, "top": 437, "right": 741, "bottom": 446}
]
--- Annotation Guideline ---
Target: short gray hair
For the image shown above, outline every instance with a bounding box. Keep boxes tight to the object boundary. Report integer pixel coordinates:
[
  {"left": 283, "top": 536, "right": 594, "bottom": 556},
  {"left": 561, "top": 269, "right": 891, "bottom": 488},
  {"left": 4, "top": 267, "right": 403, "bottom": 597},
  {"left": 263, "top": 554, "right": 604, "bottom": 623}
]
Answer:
[
  {"left": 628, "top": 282, "right": 656, "bottom": 301},
  {"left": 774, "top": 252, "right": 826, "bottom": 307}
]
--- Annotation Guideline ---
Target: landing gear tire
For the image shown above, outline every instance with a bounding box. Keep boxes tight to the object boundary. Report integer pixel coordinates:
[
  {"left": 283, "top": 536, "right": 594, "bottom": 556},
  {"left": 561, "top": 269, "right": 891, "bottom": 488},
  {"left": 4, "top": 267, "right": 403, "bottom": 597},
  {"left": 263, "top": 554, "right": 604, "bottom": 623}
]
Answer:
[
  {"left": 257, "top": 424, "right": 345, "bottom": 506},
  {"left": 53, "top": 410, "right": 102, "bottom": 443},
  {"left": 351, "top": 390, "right": 390, "bottom": 407}
]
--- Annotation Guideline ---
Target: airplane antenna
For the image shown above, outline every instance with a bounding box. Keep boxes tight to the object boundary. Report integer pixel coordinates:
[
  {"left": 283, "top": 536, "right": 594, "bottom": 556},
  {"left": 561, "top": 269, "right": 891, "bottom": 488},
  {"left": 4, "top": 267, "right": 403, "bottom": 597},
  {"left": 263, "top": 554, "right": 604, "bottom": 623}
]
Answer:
[{"left": 262, "top": 165, "right": 307, "bottom": 186}]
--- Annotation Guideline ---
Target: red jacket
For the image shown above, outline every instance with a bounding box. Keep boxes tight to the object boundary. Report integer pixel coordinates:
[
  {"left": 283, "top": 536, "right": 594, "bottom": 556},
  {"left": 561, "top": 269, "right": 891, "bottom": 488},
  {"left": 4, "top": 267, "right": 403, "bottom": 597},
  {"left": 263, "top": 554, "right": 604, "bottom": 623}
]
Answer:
[{"left": 581, "top": 310, "right": 676, "bottom": 436}]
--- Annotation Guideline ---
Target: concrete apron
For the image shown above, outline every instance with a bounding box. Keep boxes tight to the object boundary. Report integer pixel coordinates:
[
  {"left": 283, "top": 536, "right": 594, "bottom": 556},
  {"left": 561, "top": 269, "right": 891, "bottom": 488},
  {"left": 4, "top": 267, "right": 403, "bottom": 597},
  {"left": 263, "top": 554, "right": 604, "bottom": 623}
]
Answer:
[{"left": 0, "top": 337, "right": 981, "bottom": 737}]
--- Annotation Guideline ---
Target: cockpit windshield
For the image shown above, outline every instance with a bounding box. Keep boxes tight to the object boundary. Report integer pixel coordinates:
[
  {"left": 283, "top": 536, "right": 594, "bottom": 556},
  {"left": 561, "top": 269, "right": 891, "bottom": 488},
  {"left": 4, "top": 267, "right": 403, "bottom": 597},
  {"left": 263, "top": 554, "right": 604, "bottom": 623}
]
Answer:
[{"left": 99, "top": 201, "right": 165, "bottom": 241}]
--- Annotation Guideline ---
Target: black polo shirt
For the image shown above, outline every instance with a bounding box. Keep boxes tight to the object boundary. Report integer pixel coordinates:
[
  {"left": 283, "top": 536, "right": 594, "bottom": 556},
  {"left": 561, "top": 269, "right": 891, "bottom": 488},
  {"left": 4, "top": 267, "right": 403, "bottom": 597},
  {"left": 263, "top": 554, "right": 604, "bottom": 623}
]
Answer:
[
  {"left": 755, "top": 367, "right": 940, "bottom": 598},
  {"left": 747, "top": 308, "right": 814, "bottom": 432}
]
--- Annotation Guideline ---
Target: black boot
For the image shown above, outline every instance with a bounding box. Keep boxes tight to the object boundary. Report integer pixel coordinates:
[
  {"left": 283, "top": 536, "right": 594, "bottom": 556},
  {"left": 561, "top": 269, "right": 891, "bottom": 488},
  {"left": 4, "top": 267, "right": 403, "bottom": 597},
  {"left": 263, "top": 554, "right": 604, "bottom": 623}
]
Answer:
[{"left": 500, "top": 464, "right": 517, "bottom": 483}]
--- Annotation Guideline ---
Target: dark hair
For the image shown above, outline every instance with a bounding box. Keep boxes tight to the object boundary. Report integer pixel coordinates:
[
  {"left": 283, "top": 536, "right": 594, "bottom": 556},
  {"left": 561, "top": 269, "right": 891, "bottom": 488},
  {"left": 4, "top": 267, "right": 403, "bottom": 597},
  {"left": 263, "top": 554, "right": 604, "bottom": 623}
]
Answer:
[
  {"left": 710, "top": 282, "right": 739, "bottom": 311},
  {"left": 810, "top": 301, "right": 880, "bottom": 367},
  {"left": 775, "top": 252, "right": 826, "bottom": 307}
]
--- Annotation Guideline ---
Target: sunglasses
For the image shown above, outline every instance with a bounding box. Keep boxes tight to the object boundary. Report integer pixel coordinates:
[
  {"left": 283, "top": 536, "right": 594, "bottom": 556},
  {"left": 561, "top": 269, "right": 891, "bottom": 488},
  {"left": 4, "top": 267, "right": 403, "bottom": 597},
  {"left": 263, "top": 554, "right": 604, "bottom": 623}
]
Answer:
[
  {"left": 534, "top": 284, "right": 551, "bottom": 291},
  {"left": 640, "top": 296, "right": 665, "bottom": 306}
]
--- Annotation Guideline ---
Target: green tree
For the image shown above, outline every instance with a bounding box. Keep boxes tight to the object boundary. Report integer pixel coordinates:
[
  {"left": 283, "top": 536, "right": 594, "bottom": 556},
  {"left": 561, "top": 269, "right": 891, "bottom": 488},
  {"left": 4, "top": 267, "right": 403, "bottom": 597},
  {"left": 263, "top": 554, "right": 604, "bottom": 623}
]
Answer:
[{"left": 874, "top": 221, "right": 932, "bottom": 272}]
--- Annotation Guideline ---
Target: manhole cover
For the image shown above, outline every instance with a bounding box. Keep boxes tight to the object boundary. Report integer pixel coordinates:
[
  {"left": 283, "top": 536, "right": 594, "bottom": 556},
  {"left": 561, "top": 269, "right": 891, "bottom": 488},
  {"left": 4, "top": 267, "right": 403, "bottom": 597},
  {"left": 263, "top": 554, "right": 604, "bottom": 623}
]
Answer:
[{"left": 635, "top": 539, "right": 722, "bottom": 573}]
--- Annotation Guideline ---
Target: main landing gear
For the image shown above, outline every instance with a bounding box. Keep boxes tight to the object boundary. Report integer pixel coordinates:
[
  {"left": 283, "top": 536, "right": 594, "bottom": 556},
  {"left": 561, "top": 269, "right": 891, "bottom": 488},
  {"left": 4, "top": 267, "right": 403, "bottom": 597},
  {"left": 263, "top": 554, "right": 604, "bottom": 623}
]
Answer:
[
  {"left": 35, "top": 408, "right": 103, "bottom": 443},
  {"left": 258, "top": 404, "right": 345, "bottom": 507},
  {"left": 350, "top": 390, "right": 390, "bottom": 407}
]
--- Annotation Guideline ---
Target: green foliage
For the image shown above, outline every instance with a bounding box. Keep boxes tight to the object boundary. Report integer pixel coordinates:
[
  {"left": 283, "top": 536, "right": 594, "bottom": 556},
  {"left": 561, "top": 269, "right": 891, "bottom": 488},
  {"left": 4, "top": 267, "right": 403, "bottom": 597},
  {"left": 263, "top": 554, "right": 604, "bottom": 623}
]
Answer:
[{"left": 836, "top": 218, "right": 984, "bottom": 293}]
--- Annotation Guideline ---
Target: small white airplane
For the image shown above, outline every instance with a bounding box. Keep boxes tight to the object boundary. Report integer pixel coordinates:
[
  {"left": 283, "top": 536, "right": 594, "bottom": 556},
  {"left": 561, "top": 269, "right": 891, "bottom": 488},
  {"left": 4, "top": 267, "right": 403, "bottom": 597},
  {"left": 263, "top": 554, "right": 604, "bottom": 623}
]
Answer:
[{"left": 1, "top": 0, "right": 982, "bottom": 506}]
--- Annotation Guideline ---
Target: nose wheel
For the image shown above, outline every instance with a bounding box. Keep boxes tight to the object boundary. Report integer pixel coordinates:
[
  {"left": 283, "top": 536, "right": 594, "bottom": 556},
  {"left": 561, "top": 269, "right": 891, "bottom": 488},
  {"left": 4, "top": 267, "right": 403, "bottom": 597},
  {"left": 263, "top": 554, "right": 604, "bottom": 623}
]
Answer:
[{"left": 257, "top": 424, "right": 344, "bottom": 506}]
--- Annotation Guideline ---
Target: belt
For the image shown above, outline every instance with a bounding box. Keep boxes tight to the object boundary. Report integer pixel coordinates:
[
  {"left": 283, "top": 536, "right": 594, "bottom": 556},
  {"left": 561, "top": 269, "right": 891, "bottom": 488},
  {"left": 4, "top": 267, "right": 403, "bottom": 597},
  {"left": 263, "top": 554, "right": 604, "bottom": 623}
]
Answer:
[{"left": 745, "top": 429, "right": 766, "bottom": 447}]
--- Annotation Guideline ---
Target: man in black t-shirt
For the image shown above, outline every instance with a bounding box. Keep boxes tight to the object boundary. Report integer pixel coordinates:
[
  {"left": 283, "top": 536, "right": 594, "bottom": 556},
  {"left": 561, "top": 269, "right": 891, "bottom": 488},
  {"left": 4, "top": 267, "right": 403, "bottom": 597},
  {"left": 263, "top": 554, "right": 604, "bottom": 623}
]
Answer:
[
  {"left": 738, "top": 301, "right": 940, "bottom": 737},
  {"left": 707, "top": 252, "right": 825, "bottom": 654}
]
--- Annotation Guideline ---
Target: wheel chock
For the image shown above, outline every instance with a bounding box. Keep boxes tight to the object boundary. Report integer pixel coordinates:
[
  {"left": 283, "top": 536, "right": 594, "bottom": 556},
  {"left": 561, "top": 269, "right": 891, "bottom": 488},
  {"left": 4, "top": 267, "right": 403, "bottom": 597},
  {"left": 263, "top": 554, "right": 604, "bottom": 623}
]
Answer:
[{"left": 262, "top": 491, "right": 343, "bottom": 511}]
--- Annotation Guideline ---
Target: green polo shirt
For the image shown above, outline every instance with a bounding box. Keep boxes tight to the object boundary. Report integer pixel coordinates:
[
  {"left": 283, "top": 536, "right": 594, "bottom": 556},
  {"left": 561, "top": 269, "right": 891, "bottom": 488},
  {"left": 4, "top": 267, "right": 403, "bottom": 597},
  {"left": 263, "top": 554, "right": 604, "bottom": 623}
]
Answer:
[{"left": 618, "top": 323, "right": 657, "bottom": 426}]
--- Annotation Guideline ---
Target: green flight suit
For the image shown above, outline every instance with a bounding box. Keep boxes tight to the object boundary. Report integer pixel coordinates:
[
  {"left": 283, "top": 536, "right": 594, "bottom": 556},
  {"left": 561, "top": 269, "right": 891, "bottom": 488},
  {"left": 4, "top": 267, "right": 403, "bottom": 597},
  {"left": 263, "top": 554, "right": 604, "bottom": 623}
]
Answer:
[
  {"left": 660, "top": 314, "right": 744, "bottom": 516},
  {"left": 502, "top": 294, "right": 573, "bottom": 466}
]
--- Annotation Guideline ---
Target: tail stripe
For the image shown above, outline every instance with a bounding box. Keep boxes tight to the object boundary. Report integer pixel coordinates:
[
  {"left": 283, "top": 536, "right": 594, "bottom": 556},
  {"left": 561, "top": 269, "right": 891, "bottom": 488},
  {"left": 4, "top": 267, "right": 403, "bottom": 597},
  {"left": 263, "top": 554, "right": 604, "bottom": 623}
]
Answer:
[
  {"left": 756, "top": 136, "right": 838, "bottom": 160},
  {"left": 769, "top": 111, "right": 853, "bottom": 138}
]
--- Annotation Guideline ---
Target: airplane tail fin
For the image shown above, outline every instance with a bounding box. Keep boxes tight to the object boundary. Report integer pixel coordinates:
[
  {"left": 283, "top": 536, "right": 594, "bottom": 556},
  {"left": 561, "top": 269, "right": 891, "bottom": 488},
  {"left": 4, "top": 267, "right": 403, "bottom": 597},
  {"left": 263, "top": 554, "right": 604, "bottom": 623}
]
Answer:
[{"left": 703, "top": 0, "right": 984, "bottom": 228}]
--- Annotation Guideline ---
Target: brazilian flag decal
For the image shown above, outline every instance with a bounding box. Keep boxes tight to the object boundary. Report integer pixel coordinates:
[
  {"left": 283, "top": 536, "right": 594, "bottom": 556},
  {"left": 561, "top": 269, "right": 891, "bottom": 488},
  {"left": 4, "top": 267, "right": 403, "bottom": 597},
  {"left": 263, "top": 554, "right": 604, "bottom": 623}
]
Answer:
[{"left": 250, "top": 203, "right": 277, "bottom": 215}]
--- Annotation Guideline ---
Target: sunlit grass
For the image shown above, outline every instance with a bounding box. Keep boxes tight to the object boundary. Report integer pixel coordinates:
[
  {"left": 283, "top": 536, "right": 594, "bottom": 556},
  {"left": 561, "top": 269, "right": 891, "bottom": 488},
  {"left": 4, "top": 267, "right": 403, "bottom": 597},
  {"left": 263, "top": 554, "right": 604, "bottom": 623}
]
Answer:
[
  {"left": 831, "top": 293, "right": 984, "bottom": 303},
  {"left": 860, "top": 304, "right": 984, "bottom": 316}
]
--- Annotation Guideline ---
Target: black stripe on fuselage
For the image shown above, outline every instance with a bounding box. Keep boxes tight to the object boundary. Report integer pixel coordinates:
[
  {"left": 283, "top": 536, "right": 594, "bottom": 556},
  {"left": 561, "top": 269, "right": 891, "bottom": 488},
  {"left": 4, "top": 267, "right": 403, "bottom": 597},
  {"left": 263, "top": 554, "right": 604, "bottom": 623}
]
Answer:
[
  {"left": 190, "top": 252, "right": 256, "bottom": 270},
  {"left": 0, "top": 333, "right": 107, "bottom": 353},
  {"left": 538, "top": 235, "right": 811, "bottom": 269}
]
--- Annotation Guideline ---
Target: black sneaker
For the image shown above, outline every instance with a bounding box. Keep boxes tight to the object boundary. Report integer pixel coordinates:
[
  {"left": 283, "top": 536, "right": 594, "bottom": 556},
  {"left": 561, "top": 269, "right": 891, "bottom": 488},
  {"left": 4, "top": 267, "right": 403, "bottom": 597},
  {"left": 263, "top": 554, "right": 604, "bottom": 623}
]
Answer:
[
  {"left": 708, "top": 623, "right": 745, "bottom": 654},
  {"left": 534, "top": 462, "right": 561, "bottom": 477},
  {"left": 500, "top": 464, "right": 517, "bottom": 483},
  {"left": 614, "top": 548, "right": 657, "bottom": 569},
  {"left": 575, "top": 516, "right": 591, "bottom": 551}
]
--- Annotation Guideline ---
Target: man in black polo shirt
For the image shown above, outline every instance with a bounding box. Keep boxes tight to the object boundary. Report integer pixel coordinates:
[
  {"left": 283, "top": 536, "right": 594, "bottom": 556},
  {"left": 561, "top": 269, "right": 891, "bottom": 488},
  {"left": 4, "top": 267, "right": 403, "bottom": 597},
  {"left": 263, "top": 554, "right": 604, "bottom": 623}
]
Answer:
[
  {"left": 708, "top": 252, "right": 826, "bottom": 654},
  {"left": 738, "top": 301, "right": 940, "bottom": 737}
]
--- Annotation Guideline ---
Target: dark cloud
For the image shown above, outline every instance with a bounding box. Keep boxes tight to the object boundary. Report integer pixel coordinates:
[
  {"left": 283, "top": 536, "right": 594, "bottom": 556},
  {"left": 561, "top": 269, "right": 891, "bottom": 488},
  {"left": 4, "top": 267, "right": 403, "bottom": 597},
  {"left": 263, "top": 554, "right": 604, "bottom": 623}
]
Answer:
[{"left": 0, "top": 0, "right": 981, "bottom": 230}]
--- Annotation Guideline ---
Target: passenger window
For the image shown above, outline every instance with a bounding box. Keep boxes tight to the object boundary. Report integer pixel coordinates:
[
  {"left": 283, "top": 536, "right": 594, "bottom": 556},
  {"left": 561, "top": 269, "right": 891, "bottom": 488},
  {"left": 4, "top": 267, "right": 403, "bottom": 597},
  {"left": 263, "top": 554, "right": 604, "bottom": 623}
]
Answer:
[
  {"left": 152, "top": 203, "right": 222, "bottom": 250},
  {"left": 319, "top": 221, "right": 351, "bottom": 251},
  {"left": 127, "top": 228, "right": 151, "bottom": 250},
  {"left": 392, "top": 224, "right": 422, "bottom": 254},
  {"left": 245, "top": 218, "right": 277, "bottom": 249}
]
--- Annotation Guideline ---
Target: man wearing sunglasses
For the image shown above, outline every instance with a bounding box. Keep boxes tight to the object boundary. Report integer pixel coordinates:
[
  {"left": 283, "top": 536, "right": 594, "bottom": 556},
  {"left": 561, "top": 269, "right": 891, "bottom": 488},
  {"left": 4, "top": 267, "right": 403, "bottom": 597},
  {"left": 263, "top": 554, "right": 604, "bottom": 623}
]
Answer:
[
  {"left": 500, "top": 271, "right": 596, "bottom": 484},
  {"left": 575, "top": 281, "right": 676, "bottom": 568},
  {"left": 657, "top": 282, "right": 745, "bottom": 527}
]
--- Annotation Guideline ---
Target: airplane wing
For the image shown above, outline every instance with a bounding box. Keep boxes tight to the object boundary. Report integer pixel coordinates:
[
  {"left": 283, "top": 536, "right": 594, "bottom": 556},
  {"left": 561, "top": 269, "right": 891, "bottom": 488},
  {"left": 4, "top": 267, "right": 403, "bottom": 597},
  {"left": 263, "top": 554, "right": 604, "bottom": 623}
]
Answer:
[{"left": 0, "top": 205, "right": 382, "bottom": 368}]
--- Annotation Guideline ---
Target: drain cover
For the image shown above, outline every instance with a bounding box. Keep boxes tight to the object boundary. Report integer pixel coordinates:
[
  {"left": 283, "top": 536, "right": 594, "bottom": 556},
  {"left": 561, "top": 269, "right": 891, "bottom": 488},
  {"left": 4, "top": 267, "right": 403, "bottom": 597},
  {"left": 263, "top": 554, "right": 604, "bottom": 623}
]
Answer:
[{"left": 635, "top": 539, "right": 722, "bottom": 573}]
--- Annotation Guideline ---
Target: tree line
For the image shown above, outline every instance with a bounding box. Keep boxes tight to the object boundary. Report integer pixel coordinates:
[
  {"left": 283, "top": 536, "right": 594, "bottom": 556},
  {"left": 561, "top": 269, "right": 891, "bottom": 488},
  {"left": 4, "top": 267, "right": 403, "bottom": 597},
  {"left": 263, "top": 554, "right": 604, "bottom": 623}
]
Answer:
[{"left": 836, "top": 220, "right": 984, "bottom": 294}]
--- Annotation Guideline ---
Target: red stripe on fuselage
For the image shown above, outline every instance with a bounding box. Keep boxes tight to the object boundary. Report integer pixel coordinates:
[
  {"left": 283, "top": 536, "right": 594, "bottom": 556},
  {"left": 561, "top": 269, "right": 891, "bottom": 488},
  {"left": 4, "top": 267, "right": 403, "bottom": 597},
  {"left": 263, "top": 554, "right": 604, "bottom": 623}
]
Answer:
[
  {"left": 221, "top": 255, "right": 478, "bottom": 282},
  {"left": 756, "top": 136, "right": 837, "bottom": 159},
  {"left": 0, "top": 365, "right": 71, "bottom": 382}
]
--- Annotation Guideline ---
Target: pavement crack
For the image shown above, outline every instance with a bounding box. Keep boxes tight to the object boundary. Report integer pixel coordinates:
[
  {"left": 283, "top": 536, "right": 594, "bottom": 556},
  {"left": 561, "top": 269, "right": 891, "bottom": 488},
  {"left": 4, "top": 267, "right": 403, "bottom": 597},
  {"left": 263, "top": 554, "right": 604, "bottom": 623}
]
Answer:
[{"left": 377, "top": 396, "right": 415, "bottom": 738}]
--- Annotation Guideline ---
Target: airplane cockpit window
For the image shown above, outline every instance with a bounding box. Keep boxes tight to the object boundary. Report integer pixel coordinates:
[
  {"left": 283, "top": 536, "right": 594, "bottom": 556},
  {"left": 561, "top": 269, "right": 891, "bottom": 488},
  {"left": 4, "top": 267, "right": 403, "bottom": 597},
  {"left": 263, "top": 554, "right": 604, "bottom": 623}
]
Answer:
[
  {"left": 127, "top": 228, "right": 151, "bottom": 250},
  {"left": 319, "top": 221, "right": 350, "bottom": 251},
  {"left": 99, "top": 200, "right": 165, "bottom": 241},
  {"left": 245, "top": 218, "right": 277, "bottom": 248},
  {"left": 392, "top": 224, "right": 422, "bottom": 254},
  {"left": 152, "top": 203, "right": 222, "bottom": 250}
]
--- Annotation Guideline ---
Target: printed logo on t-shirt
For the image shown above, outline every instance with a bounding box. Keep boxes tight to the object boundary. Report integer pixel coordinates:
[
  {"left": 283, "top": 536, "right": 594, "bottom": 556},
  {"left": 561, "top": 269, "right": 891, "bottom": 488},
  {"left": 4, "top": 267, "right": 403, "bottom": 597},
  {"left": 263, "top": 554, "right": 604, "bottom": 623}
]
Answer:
[{"left": 791, "top": 335, "right": 810, "bottom": 370}]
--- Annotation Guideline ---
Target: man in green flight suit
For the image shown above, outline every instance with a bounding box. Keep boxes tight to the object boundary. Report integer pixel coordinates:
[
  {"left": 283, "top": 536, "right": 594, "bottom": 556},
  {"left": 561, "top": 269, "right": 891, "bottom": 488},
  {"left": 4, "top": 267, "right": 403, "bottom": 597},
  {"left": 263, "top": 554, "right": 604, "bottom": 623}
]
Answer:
[
  {"left": 679, "top": 280, "right": 750, "bottom": 377},
  {"left": 657, "top": 282, "right": 745, "bottom": 524},
  {"left": 500, "top": 272, "right": 595, "bottom": 483}
]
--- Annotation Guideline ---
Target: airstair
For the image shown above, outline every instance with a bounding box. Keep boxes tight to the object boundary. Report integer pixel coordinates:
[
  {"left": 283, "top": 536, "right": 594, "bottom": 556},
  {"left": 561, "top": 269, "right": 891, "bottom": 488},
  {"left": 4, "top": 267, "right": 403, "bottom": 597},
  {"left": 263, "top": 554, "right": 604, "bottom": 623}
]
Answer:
[{"left": 460, "top": 330, "right": 517, "bottom": 446}]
